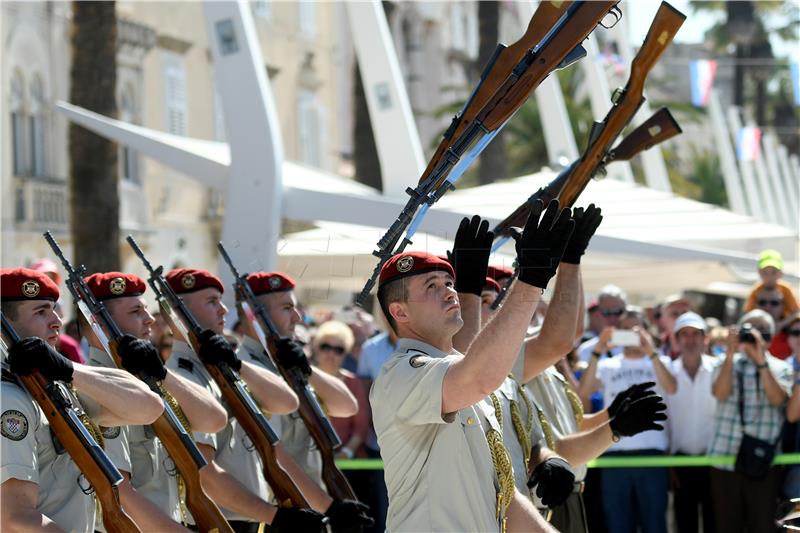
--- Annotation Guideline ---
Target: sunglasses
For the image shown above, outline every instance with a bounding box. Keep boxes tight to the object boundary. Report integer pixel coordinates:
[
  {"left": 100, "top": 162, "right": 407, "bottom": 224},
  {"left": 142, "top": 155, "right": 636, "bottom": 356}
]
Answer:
[
  {"left": 757, "top": 299, "right": 783, "bottom": 307},
  {"left": 319, "top": 343, "right": 346, "bottom": 355},
  {"left": 600, "top": 308, "right": 625, "bottom": 317},
  {"left": 788, "top": 329, "right": 800, "bottom": 337}
]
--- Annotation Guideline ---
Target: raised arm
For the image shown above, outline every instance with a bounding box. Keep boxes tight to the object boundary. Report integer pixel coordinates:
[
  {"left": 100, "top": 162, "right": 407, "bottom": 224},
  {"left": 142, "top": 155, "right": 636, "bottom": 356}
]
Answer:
[
  {"left": 72, "top": 365, "right": 163, "bottom": 426},
  {"left": 712, "top": 328, "right": 738, "bottom": 401},
  {"left": 443, "top": 200, "right": 575, "bottom": 414},
  {"left": 239, "top": 360, "right": 300, "bottom": 415},
  {"left": 162, "top": 369, "right": 228, "bottom": 433}
]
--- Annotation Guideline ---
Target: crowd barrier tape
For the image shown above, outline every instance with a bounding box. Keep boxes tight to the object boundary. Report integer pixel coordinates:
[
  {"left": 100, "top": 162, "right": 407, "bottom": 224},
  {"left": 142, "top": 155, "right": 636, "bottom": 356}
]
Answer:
[{"left": 336, "top": 453, "right": 800, "bottom": 470}]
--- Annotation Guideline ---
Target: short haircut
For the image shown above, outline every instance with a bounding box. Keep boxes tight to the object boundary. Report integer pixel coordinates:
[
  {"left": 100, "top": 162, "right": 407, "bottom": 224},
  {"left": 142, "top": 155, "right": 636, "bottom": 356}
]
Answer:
[
  {"left": 377, "top": 278, "right": 408, "bottom": 334},
  {"left": 314, "top": 320, "right": 355, "bottom": 352},
  {"left": 622, "top": 305, "right": 649, "bottom": 330},
  {"left": 0, "top": 300, "right": 21, "bottom": 320},
  {"left": 598, "top": 284, "right": 627, "bottom": 303},
  {"left": 737, "top": 309, "right": 776, "bottom": 335}
]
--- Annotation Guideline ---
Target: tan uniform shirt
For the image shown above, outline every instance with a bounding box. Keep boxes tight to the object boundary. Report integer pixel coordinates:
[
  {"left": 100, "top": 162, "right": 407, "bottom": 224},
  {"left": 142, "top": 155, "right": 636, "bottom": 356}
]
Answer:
[
  {"left": 1, "top": 378, "right": 96, "bottom": 533},
  {"left": 165, "top": 340, "right": 268, "bottom": 522},
  {"left": 237, "top": 335, "right": 322, "bottom": 488},
  {"left": 86, "top": 347, "right": 183, "bottom": 524},
  {"left": 371, "top": 338, "right": 499, "bottom": 532}
]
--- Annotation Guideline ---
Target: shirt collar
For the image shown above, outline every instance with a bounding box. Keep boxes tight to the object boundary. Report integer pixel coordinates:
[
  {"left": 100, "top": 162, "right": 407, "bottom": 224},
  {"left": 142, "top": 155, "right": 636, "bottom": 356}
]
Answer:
[{"left": 396, "top": 338, "right": 454, "bottom": 359}]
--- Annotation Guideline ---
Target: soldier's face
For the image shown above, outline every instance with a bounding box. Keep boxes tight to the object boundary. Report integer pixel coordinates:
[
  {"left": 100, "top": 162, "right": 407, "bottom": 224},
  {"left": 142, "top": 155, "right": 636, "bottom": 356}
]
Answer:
[
  {"left": 259, "top": 291, "right": 302, "bottom": 338},
  {"left": 392, "top": 271, "right": 462, "bottom": 337},
  {"left": 182, "top": 288, "right": 227, "bottom": 334},
  {"left": 106, "top": 296, "right": 154, "bottom": 340},
  {"left": 8, "top": 300, "right": 62, "bottom": 347}
]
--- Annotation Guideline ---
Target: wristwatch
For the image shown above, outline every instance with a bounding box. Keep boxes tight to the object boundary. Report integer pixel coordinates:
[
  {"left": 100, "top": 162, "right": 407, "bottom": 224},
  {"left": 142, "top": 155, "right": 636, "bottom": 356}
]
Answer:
[
  {"left": 649, "top": 352, "right": 659, "bottom": 361},
  {"left": 755, "top": 362, "right": 768, "bottom": 370}
]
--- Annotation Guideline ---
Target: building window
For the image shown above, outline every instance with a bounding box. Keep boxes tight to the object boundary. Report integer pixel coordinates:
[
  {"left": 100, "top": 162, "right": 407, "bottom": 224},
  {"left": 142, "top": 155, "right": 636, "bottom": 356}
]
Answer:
[
  {"left": 298, "top": 0, "right": 315, "bottom": 36},
  {"left": 212, "top": 80, "right": 226, "bottom": 142},
  {"left": 30, "top": 74, "right": 46, "bottom": 177},
  {"left": 119, "top": 84, "right": 140, "bottom": 183},
  {"left": 297, "top": 88, "right": 324, "bottom": 167},
  {"left": 164, "top": 53, "right": 187, "bottom": 135},
  {"left": 10, "top": 69, "right": 29, "bottom": 176},
  {"left": 252, "top": 0, "right": 270, "bottom": 19}
]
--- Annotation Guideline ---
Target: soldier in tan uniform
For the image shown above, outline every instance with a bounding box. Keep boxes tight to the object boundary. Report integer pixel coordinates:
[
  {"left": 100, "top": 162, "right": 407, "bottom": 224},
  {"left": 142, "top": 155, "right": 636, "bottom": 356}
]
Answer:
[
  {"left": 1, "top": 267, "right": 164, "bottom": 532},
  {"left": 371, "top": 199, "right": 575, "bottom": 532},
  {"left": 233, "top": 271, "right": 374, "bottom": 532},
  {"left": 81, "top": 271, "right": 229, "bottom": 532},
  {"left": 161, "top": 268, "right": 328, "bottom": 533}
]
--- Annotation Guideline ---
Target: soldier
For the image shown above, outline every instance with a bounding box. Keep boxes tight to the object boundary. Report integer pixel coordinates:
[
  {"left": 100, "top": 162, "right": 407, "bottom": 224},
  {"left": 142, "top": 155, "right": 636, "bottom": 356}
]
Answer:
[
  {"left": 161, "top": 268, "right": 326, "bottom": 533},
  {"left": 1, "top": 267, "right": 164, "bottom": 532},
  {"left": 234, "top": 272, "right": 373, "bottom": 531},
  {"left": 370, "top": 200, "right": 575, "bottom": 532},
  {"left": 81, "top": 272, "right": 229, "bottom": 532}
]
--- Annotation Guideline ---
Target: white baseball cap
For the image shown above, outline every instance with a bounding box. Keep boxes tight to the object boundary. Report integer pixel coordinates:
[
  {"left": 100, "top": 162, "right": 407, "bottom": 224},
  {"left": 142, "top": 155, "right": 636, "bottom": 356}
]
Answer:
[{"left": 674, "top": 312, "right": 707, "bottom": 334}]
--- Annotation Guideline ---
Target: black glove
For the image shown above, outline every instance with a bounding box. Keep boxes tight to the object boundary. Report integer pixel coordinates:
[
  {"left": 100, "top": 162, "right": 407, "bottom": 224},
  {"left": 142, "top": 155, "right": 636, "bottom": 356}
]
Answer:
[
  {"left": 197, "top": 329, "right": 242, "bottom": 371},
  {"left": 271, "top": 507, "right": 328, "bottom": 533},
  {"left": 275, "top": 338, "right": 312, "bottom": 379},
  {"left": 447, "top": 215, "right": 494, "bottom": 296},
  {"left": 561, "top": 204, "right": 603, "bottom": 264},
  {"left": 8, "top": 337, "right": 74, "bottom": 382},
  {"left": 607, "top": 381, "right": 656, "bottom": 419},
  {"left": 326, "top": 499, "right": 375, "bottom": 533},
  {"left": 527, "top": 456, "right": 575, "bottom": 508},
  {"left": 609, "top": 391, "right": 668, "bottom": 437},
  {"left": 117, "top": 335, "right": 167, "bottom": 380},
  {"left": 515, "top": 199, "right": 575, "bottom": 289}
]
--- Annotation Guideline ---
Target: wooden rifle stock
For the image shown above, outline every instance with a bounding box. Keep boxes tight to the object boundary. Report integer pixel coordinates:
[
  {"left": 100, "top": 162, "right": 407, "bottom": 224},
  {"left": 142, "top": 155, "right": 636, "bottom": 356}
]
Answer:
[
  {"left": 217, "top": 242, "right": 357, "bottom": 501},
  {"left": 556, "top": 2, "right": 685, "bottom": 207},
  {"left": 45, "top": 231, "right": 233, "bottom": 532},
  {"left": 607, "top": 107, "right": 681, "bottom": 162}
]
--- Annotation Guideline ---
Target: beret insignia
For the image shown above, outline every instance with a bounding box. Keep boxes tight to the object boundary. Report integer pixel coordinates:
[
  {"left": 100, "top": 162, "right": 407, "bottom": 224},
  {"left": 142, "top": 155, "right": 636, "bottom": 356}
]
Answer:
[
  {"left": 109, "top": 277, "right": 126, "bottom": 296},
  {"left": 269, "top": 275, "right": 282, "bottom": 289},
  {"left": 181, "top": 274, "right": 196, "bottom": 289},
  {"left": 21, "top": 280, "right": 40, "bottom": 298},
  {"left": 397, "top": 256, "right": 414, "bottom": 273}
]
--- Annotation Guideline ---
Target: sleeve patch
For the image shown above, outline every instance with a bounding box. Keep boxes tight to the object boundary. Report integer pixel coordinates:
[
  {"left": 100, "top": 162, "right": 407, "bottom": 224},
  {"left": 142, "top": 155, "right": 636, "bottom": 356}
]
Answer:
[{"left": 1, "top": 410, "right": 29, "bottom": 441}]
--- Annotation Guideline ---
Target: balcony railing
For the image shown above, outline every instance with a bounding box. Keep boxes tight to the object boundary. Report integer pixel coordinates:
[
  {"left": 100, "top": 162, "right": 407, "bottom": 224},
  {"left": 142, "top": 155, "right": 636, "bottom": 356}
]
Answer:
[{"left": 14, "top": 176, "right": 69, "bottom": 231}]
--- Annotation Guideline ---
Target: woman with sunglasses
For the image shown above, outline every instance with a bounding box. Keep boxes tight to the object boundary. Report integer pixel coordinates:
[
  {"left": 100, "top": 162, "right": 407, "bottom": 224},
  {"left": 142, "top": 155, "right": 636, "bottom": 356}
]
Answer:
[{"left": 312, "top": 320, "right": 370, "bottom": 462}]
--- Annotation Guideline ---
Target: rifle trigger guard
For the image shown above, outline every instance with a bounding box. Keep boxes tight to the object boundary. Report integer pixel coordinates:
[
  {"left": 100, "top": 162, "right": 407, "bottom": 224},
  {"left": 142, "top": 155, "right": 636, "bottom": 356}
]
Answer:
[{"left": 599, "top": 6, "right": 622, "bottom": 29}]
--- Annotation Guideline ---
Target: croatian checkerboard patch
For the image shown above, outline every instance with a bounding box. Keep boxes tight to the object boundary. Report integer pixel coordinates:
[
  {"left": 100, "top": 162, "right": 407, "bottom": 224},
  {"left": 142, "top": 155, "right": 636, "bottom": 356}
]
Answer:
[{"left": 1, "top": 410, "right": 29, "bottom": 441}]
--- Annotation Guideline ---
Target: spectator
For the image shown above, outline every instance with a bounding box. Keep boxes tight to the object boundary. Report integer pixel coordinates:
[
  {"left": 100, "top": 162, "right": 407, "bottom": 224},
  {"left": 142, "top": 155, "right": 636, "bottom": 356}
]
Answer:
[
  {"left": 150, "top": 311, "right": 174, "bottom": 361},
  {"left": 578, "top": 306, "right": 676, "bottom": 533},
  {"left": 783, "top": 312, "right": 800, "bottom": 500},
  {"left": 707, "top": 326, "right": 729, "bottom": 358},
  {"left": 654, "top": 294, "right": 692, "bottom": 358},
  {"left": 666, "top": 312, "right": 717, "bottom": 533},
  {"left": 709, "top": 309, "right": 791, "bottom": 533},
  {"left": 744, "top": 249, "right": 799, "bottom": 314},
  {"left": 577, "top": 284, "right": 628, "bottom": 363},
  {"left": 579, "top": 298, "right": 604, "bottom": 344},
  {"left": 356, "top": 311, "right": 397, "bottom": 385},
  {"left": 339, "top": 306, "right": 376, "bottom": 373},
  {"left": 753, "top": 283, "right": 795, "bottom": 359}
]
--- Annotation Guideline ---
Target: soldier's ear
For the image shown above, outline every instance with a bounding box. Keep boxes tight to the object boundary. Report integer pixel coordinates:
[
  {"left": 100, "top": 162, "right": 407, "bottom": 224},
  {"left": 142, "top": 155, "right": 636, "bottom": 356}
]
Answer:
[{"left": 388, "top": 301, "right": 409, "bottom": 325}]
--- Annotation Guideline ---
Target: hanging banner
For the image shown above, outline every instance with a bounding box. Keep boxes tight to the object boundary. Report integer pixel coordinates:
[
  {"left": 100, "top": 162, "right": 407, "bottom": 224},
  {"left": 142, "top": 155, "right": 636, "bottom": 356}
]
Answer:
[
  {"left": 689, "top": 59, "right": 717, "bottom": 107},
  {"left": 736, "top": 126, "right": 762, "bottom": 161}
]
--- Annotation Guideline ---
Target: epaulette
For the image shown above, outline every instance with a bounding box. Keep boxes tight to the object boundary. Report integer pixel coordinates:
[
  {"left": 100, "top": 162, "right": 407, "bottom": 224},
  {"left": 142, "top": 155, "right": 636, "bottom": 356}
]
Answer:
[{"left": 177, "top": 357, "right": 194, "bottom": 372}]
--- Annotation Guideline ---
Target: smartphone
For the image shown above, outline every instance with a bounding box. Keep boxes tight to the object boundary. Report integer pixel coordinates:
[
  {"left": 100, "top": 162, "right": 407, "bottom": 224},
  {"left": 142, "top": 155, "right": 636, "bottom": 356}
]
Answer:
[{"left": 611, "top": 329, "right": 640, "bottom": 347}]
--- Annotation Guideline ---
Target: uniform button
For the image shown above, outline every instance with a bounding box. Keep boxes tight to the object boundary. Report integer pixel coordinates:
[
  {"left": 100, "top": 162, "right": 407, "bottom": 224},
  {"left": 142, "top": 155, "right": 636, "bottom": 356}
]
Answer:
[{"left": 467, "top": 416, "right": 475, "bottom": 425}]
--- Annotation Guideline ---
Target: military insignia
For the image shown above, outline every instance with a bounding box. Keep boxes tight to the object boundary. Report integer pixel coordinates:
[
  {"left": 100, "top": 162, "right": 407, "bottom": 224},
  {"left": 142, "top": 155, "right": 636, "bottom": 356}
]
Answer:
[
  {"left": 101, "top": 426, "right": 121, "bottom": 439},
  {"left": 268, "top": 276, "right": 282, "bottom": 289},
  {"left": 109, "top": 277, "right": 126, "bottom": 295},
  {"left": 1, "top": 410, "right": 29, "bottom": 441},
  {"left": 21, "top": 280, "right": 40, "bottom": 298},
  {"left": 181, "top": 274, "right": 196, "bottom": 289},
  {"left": 397, "top": 256, "right": 414, "bottom": 273},
  {"left": 409, "top": 354, "right": 430, "bottom": 368}
]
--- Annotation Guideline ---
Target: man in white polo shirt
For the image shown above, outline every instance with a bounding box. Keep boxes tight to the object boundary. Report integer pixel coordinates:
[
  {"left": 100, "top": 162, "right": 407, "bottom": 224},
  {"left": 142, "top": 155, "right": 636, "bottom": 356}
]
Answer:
[{"left": 666, "top": 312, "right": 717, "bottom": 533}]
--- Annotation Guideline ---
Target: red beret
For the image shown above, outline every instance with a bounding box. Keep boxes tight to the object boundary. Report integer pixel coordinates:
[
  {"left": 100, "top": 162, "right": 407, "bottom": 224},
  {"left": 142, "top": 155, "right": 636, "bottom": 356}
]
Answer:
[
  {"left": 379, "top": 252, "right": 454, "bottom": 287},
  {"left": 1, "top": 268, "right": 60, "bottom": 301},
  {"left": 166, "top": 268, "right": 224, "bottom": 295},
  {"left": 487, "top": 265, "right": 514, "bottom": 281},
  {"left": 84, "top": 272, "right": 146, "bottom": 299},
  {"left": 483, "top": 277, "right": 501, "bottom": 294},
  {"left": 246, "top": 272, "right": 296, "bottom": 295}
]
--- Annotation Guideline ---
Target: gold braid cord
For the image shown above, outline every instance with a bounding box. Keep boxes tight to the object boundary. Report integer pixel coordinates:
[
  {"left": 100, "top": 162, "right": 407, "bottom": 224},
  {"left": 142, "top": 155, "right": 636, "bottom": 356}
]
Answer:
[
  {"left": 509, "top": 379, "right": 534, "bottom": 471},
  {"left": 159, "top": 385, "right": 192, "bottom": 524},
  {"left": 563, "top": 382, "right": 584, "bottom": 426},
  {"left": 536, "top": 405, "right": 556, "bottom": 451},
  {"left": 487, "top": 394, "right": 513, "bottom": 532},
  {"left": 69, "top": 385, "right": 104, "bottom": 448}
]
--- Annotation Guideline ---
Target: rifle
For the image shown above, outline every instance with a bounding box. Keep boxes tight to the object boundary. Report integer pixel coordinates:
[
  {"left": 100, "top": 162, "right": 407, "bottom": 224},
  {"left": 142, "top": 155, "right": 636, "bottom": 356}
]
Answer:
[
  {"left": 355, "top": 0, "right": 621, "bottom": 305},
  {"left": 488, "top": 2, "right": 685, "bottom": 308},
  {"left": 126, "top": 235, "right": 309, "bottom": 509},
  {"left": 0, "top": 314, "right": 141, "bottom": 533},
  {"left": 43, "top": 232, "right": 233, "bottom": 533},
  {"left": 218, "top": 242, "right": 357, "bottom": 501}
]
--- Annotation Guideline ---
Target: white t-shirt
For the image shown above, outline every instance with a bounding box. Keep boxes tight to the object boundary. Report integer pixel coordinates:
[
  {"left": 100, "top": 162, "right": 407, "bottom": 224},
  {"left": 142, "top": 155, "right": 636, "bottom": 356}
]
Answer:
[
  {"left": 666, "top": 355, "right": 718, "bottom": 455},
  {"left": 596, "top": 354, "right": 670, "bottom": 452}
]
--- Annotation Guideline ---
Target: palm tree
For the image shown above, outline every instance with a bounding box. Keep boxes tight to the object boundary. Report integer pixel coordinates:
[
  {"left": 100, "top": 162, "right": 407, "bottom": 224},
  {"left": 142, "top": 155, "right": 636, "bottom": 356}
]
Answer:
[{"left": 69, "top": 1, "right": 120, "bottom": 272}]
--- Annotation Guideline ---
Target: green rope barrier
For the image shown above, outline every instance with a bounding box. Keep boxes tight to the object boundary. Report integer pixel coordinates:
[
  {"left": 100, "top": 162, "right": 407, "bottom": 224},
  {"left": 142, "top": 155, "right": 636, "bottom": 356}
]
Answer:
[{"left": 335, "top": 453, "right": 800, "bottom": 470}]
